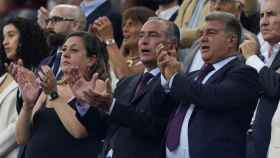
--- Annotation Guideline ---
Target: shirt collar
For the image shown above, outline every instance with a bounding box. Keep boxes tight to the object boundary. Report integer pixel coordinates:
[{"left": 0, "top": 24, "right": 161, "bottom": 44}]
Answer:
[
  {"left": 156, "top": 5, "right": 179, "bottom": 20},
  {"left": 80, "top": 0, "right": 107, "bottom": 17},
  {"left": 144, "top": 67, "right": 160, "bottom": 77},
  {"left": 212, "top": 56, "right": 237, "bottom": 71}
]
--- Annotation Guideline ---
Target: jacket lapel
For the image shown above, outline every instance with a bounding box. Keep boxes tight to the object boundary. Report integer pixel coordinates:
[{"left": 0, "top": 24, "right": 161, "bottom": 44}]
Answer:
[
  {"left": 205, "top": 58, "right": 237, "bottom": 84},
  {"left": 271, "top": 50, "right": 280, "bottom": 70},
  {"left": 130, "top": 74, "right": 160, "bottom": 103}
]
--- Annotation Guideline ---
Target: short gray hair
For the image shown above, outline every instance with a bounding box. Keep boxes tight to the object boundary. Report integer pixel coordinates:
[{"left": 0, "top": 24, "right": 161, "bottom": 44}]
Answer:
[
  {"left": 147, "top": 17, "right": 180, "bottom": 47},
  {"left": 205, "top": 11, "right": 242, "bottom": 48}
]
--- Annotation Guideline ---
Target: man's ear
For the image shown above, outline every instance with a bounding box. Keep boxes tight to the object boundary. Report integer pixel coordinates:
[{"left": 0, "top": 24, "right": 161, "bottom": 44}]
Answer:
[{"left": 227, "top": 35, "right": 239, "bottom": 49}]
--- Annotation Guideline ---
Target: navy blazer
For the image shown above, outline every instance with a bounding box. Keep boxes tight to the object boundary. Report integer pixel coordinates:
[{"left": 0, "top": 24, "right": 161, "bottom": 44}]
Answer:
[
  {"left": 102, "top": 73, "right": 175, "bottom": 158},
  {"left": 253, "top": 50, "right": 280, "bottom": 158},
  {"left": 167, "top": 58, "right": 259, "bottom": 158}
]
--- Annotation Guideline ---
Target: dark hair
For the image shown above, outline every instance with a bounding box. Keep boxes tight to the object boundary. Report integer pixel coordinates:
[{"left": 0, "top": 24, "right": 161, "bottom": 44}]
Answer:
[
  {"left": 123, "top": 7, "right": 156, "bottom": 25},
  {"left": 66, "top": 31, "right": 110, "bottom": 80},
  {"left": 0, "top": 17, "right": 49, "bottom": 69},
  {"left": 205, "top": 11, "right": 242, "bottom": 49}
]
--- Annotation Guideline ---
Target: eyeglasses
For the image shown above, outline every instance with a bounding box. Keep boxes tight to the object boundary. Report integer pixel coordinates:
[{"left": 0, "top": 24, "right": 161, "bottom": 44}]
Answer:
[{"left": 46, "top": 16, "right": 75, "bottom": 24}]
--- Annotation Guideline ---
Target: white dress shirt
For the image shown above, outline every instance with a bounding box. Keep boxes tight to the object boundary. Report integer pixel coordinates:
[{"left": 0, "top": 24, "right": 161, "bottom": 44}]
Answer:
[
  {"left": 162, "top": 56, "right": 237, "bottom": 158},
  {"left": 156, "top": 6, "right": 179, "bottom": 20}
]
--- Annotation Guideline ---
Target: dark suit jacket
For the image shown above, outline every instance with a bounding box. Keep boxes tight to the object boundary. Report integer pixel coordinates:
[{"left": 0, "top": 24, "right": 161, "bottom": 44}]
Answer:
[
  {"left": 86, "top": 0, "right": 123, "bottom": 47},
  {"left": 253, "top": 50, "right": 280, "bottom": 158},
  {"left": 103, "top": 73, "right": 175, "bottom": 158},
  {"left": 167, "top": 58, "right": 259, "bottom": 158}
]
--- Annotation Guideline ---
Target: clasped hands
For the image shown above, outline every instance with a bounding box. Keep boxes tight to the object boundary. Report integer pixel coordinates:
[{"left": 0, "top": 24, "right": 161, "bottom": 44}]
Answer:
[{"left": 156, "top": 42, "right": 181, "bottom": 81}]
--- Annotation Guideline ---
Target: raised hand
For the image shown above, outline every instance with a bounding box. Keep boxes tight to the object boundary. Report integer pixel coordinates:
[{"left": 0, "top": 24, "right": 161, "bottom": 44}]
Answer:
[
  {"left": 38, "top": 65, "right": 57, "bottom": 94},
  {"left": 7, "top": 62, "right": 41, "bottom": 108},
  {"left": 156, "top": 43, "right": 180, "bottom": 81},
  {"left": 90, "top": 16, "right": 114, "bottom": 42},
  {"left": 68, "top": 66, "right": 113, "bottom": 111},
  {"left": 37, "top": 7, "right": 49, "bottom": 30},
  {"left": 239, "top": 33, "right": 259, "bottom": 59},
  {"left": 68, "top": 66, "right": 98, "bottom": 104}
]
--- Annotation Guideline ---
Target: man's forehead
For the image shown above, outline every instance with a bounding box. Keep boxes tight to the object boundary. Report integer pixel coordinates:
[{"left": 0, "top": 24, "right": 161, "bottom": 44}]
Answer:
[
  {"left": 141, "top": 20, "right": 166, "bottom": 32},
  {"left": 261, "top": 0, "right": 280, "bottom": 12}
]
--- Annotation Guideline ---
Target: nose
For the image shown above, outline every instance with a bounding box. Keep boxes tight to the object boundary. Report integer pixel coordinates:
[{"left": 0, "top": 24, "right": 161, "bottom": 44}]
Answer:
[
  {"left": 2, "top": 37, "right": 8, "bottom": 47},
  {"left": 260, "top": 14, "right": 269, "bottom": 28},
  {"left": 214, "top": 2, "right": 221, "bottom": 11},
  {"left": 46, "top": 21, "right": 54, "bottom": 31}
]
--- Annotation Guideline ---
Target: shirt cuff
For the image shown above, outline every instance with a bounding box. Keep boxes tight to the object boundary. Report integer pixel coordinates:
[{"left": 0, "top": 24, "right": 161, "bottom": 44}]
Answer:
[{"left": 246, "top": 55, "right": 265, "bottom": 73}]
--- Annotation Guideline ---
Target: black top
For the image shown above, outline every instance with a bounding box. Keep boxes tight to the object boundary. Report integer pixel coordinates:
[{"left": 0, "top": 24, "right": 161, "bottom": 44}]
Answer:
[{"left": 24, "top": 99, "right": 107, "bottom": 158}]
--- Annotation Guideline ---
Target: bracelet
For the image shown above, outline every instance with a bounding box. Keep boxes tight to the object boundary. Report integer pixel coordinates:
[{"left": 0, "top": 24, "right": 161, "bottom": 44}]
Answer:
[{"left": 105, "top": 38, "right": 116, "bottom": 46}]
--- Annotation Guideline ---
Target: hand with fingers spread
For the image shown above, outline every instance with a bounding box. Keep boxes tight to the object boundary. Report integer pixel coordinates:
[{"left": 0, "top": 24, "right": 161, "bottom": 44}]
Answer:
[
  {"left": 156, "top": 43, "right": 180, "bottom": 81},
  {"left": 91, "top": 16, "right": 114, "bottom": 42},
  {"left": 239, "top": 33, "right": 259, "bottom": 59},
  {"left": 68, "top": 66, "right": 113, "bottom": 111},
  {"left": 38, "top": 65, "right": 57, "bottom": 94},
  {"left": 8, "top": 62, "right": 41, "bottom": 108}
]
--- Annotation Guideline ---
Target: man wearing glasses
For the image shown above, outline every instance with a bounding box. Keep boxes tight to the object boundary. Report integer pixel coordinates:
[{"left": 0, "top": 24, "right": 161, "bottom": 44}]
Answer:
[{"left": 40, "top": 4, "right": 86, "bottom": 79}]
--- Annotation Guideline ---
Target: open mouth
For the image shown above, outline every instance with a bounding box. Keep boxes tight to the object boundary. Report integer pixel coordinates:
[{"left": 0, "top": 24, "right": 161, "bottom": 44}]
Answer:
[{"left": 201, "top": 45, "right": 210, "bottom": 52}]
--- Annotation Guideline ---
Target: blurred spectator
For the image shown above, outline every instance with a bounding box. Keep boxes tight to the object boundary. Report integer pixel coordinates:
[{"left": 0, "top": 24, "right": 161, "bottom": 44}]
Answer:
[
  {"left": 154, "top": 0, "right": 179, "bottom": 21},
  {"left": 120, "top": 0, "right": 159, "bottom": 12},
  {"left": 80, "top": 0, "right": 123, "bottom": 46}
]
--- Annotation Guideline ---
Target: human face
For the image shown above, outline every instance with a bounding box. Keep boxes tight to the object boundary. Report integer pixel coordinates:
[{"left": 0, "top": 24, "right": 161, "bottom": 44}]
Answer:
[
  {"left": 46, "top": 7, "right": 75, "bottom": 34},
  {"left": 209, "top": 0, "right": 238, "bottom": 15},
  {"left": 200, "top": 20, "right": 232, "bottom": 64},
  {"left": 260, "top": 0, "right": 280, "bottom": 45},
  {"left": 138, "top": 20, "right": 169, "bottom": 68},
  {"left": 2, "top": 24, "right": 20, "bottom": 61},
  {"left": 122, "top": 18, "right": 143, "bottom": 47},
  {"left": 61, "top": 36, "right": 96, "bottom": 76}
]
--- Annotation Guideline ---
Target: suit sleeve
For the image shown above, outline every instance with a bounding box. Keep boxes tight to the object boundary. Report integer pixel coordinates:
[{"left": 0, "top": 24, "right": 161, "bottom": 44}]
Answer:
[
  {"left": 109, "top": 85, "right": 176, "bottom": 141},
  {"left": 259, "top": 66, "right": 280, "bottom": 100},
  {"left": 170, "top": 66, "right": 259, "bottom": 111}
]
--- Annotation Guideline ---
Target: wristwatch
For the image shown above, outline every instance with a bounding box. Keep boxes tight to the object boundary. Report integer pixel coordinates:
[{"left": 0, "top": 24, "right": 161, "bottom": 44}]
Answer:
[
  {"left": 48, "top": 91, "right": 59, "bottom": 101},
  {"left": 104, "top": 38, "right": 116, "bottom": 46}
]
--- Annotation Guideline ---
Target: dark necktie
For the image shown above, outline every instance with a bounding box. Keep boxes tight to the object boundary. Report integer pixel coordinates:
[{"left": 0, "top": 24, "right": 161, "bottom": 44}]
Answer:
[
  {"left": 133, "top": 72, "right": 154, "bottom": 99},
  {"left": 166, "top": 64, "right": 215, "bottom": 151}
]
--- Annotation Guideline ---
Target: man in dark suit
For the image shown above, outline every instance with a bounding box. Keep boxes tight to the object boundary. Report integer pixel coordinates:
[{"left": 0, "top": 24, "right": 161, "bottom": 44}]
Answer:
[
  {"left": 67, "top": 17, "right": 180, "bottom": 158},
  {"left": 80, "top": 0, "right": 123, "bottom": 46},
  {"left": 157, "top": 11, "right": 259, "bottom": 158},
  {"left": 239, "top": 0, "right": 280, "bottom": 157}
]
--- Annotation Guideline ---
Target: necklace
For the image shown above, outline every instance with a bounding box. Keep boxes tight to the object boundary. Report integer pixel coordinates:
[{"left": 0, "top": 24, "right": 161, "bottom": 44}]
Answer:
[{"left": 126, "top": 56, "right": 140, "bottom": 67}]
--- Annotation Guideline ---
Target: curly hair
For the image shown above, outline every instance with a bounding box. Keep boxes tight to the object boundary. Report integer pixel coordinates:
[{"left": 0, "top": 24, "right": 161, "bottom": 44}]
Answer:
[{"left": 0, "top": 17, "right": 49, "bottom": 69}]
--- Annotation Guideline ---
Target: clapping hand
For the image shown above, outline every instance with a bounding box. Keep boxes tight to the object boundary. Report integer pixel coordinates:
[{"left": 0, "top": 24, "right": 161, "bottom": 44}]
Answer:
[
  {"left": 68, "top": 66, "right": 113, "bottom": 111},
  {"left": 239, "top": 33, "right": 259, "bottom": 59},
  {"left": 156, "top": 42, "right": 180, "bottom": 81},
  {"left": 7, "top": 61, "right": 41, "bottom": 109},
  {"left": 90, "top": 16, "right": 114, "bottom": 42},
  {"left": 38, "top": 65, "right": 57, "bottom": 94}
]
